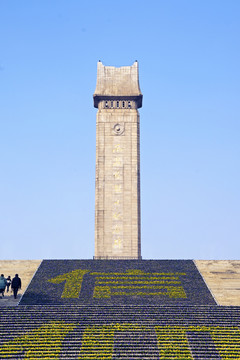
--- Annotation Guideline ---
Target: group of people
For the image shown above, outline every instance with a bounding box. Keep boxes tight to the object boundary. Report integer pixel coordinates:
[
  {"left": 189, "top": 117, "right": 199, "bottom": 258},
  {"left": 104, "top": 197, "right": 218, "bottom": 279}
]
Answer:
[{"left": 0, "top": 274, "right": 21, "bottom": 299}]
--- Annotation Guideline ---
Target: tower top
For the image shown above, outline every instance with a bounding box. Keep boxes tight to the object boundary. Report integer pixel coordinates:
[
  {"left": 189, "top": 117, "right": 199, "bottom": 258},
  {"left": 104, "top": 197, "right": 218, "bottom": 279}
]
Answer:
[{"left": 93, "top": 61, "right": 142, "bottom": 108}]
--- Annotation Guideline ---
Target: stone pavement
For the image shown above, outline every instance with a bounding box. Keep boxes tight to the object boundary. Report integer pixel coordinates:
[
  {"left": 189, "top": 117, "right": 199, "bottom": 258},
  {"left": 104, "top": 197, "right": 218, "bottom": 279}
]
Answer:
[
  {"left": 195, "top": 260, "right": 240, "bottom": 306},
  {"left": 0, "top": 260, "right": 41, "bottom": 307},
  {"left": 0, "top": 292, "right": 21, "bottom": 307}
]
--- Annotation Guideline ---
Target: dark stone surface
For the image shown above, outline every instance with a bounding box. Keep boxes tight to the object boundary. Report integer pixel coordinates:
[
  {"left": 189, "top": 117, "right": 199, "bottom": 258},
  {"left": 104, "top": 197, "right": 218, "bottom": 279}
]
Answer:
[
  {"left": 187, "top": 331, "right": 221, "bottom": 359},
  {"left": 19, "top": 259, "right": 216, "bottom": 305},
  {"left": 1, "top": 305, "right": 240, "bottom": 359}
]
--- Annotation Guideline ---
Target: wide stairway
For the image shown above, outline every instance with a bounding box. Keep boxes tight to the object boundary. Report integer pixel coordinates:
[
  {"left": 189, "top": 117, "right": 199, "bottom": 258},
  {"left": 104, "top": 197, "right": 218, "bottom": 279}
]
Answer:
[{"left": 0, "top": 260, "right": 240, "bottom": 359}]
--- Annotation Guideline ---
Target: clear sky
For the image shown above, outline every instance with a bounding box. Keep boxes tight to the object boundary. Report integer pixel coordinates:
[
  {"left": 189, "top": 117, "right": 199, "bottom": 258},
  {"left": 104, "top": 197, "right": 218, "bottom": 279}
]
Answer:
[{"left": 0, "top": 1, "right": 239, "bottom": 260}]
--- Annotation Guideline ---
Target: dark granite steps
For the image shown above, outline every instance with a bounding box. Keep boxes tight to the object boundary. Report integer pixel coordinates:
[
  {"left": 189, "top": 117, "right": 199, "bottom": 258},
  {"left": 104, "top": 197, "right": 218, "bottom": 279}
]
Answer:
[
  {"left": 0, "top": 259, "right": 238, "bottom": 359},
  {"left": 0, "top": 305, "right": 240, "bottom": 359}
]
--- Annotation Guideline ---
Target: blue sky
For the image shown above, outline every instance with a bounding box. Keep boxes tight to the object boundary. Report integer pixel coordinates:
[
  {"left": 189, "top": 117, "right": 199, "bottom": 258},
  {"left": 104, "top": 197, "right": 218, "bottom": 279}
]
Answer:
[{"left": 0, "top": 1, "right": 239, "bottom": 259}]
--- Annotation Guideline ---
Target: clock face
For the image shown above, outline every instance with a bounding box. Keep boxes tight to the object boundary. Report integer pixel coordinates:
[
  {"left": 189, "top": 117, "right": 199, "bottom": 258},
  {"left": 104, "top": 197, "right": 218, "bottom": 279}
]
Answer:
[{"left": 113, "top": 123, "right": 124, "bottom": 135}]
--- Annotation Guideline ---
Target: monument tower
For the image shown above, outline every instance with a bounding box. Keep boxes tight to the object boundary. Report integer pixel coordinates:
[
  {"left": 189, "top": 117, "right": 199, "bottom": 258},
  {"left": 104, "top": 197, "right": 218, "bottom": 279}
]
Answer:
[{"left": 93, "top": 61, "right": 142, "bottom": 259}]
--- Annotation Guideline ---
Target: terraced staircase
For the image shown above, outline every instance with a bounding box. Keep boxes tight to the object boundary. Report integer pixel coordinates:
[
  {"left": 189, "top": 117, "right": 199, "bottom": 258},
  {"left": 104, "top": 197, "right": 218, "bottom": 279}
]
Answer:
[{"left": 0, "top": 260, "right": 239, "bottom": 359}]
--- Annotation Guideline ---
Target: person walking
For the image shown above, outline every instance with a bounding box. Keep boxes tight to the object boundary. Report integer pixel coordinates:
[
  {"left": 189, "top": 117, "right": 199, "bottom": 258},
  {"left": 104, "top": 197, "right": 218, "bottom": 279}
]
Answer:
[
  {"left": 11, "top": 274, "right": 21, "bottom": 299},
  {"left": 6, "top": 276, "right": 11, "bottom": 293},
  {"left": 0, "top": 274, "right": 7, "bottom": 298}
]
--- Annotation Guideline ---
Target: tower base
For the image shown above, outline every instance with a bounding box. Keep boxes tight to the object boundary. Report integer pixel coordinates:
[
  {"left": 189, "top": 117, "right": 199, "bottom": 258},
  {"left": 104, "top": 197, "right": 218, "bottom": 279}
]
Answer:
[{"left": 93, "top": 256, "right": 142, "bottom": 260}]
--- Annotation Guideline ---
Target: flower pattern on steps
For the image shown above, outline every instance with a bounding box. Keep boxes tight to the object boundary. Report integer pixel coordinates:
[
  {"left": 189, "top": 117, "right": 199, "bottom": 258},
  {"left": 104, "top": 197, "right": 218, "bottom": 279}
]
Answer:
[
  {"left": 1, "top": 311, "right": 240, "bottom": 359},
  {"left": 0, "top": 260, "right": 235, "bottom": 359},
  {"left": 20, "top": 260, "right": 216, "bottom": 305}
]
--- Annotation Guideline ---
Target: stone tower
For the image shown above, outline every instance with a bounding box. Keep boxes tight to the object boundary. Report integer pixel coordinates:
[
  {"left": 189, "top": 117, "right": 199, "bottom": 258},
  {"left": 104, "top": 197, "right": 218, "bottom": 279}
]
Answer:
[{"left": 93, "top": 61, "right": 142, "bottom": 259}]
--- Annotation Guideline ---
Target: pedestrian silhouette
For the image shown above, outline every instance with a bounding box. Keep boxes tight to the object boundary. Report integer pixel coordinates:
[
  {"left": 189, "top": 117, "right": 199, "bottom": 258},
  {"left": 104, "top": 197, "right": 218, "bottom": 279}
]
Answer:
[
  {"left": 6, "top": 276, "right": 11, "bottom": 293},
  {"left": 0, "top": 274, "right": 7, "bottom": 298},
  {"left": 11, "top": 274, "right": 21, "bottom": 299}
]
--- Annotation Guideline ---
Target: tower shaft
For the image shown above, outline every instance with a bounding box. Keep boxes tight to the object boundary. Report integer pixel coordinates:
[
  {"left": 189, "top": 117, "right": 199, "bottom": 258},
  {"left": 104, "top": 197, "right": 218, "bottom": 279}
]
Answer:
[{"left": 93, "top": 61, "right": 142, "bottom": 259}]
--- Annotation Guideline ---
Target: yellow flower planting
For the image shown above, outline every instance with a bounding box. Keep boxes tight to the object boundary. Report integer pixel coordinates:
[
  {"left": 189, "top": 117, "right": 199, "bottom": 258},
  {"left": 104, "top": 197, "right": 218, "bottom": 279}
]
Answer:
[
  {"left": 48, "top": 268, "right": 187, "bottom": 300},
  {"left": 0, "top": 321, "right": 76, "bottom": 359},
  {"left": 48, "top": 269, "right": 89, "bottom": 298}
]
